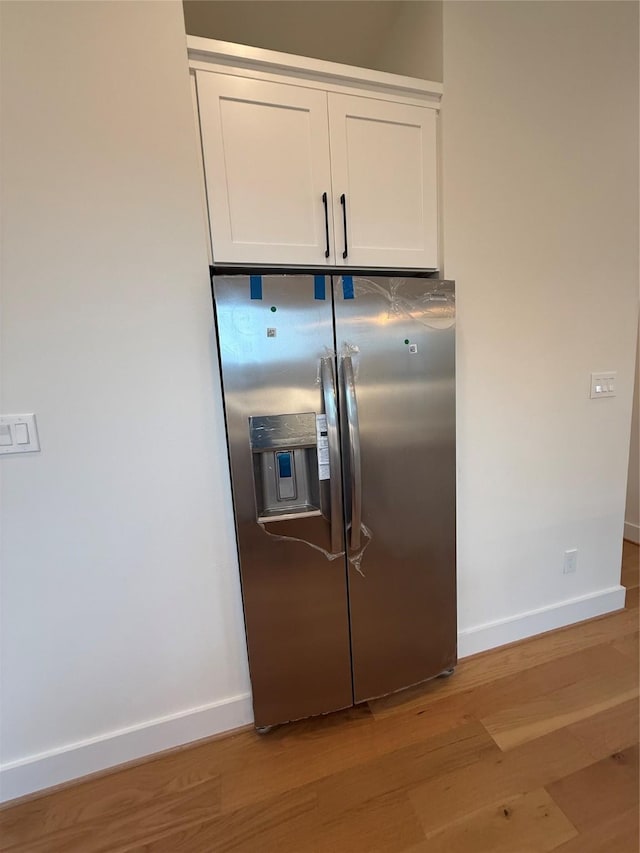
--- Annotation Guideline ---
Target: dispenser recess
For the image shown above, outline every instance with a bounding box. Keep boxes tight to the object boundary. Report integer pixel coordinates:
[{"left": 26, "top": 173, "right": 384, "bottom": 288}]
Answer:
[{"left": 249, "top": 412, "right": 321, "bottom": 522}]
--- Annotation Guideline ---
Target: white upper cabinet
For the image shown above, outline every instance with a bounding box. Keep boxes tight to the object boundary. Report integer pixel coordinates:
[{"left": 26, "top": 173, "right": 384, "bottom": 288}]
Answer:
[
  {"left": 189, "top": 39, "right": 443, "bottom": 269},
  {"left": 196, "top": 73, "right": 334, "bottom": 266},
  {"left": 327, "top": 94, "right": 438, "bottom": 269}
]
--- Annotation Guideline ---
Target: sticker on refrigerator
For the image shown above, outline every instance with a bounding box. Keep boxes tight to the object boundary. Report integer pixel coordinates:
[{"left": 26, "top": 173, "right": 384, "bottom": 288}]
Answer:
[{"left": 315, "top": 414, "right": 330, "bottom": 480}]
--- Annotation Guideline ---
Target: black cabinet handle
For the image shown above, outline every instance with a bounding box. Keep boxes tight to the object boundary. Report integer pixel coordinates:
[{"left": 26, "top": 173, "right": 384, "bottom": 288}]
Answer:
[
  {"left": 340, "top": 193, "right": 348, "bottom": 259},
  {"left": 322, "top": 192, "right": 330, "bottom": 258}
]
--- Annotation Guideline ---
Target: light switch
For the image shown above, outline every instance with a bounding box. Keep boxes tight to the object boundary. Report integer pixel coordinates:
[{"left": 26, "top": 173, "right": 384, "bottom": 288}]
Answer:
[
  {"left": 15, "top": 423, "right": 29, "bottom": 444},
  {"left": 0, "top": 414, "right": 40, "bottom": 455},
  {"left": 590, "top": 372, "right": 616, "bottom": 399}
]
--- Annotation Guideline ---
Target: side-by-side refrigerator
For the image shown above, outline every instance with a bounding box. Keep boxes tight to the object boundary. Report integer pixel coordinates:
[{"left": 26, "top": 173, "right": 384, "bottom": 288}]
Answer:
[{"left": 212, "top": 273, "right": 456, "bottom": 728}]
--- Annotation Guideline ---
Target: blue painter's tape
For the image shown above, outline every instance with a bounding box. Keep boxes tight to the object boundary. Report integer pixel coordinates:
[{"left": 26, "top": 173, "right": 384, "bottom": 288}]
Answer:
[
  {"left": 314, "top": 275, "right": 326, "bottom": 300},
  {"left": 250, "top": 275, "right": 262, "bottom": 300},
  {"left": 342, "top": 276, "right": 354, "bottom": 300}
]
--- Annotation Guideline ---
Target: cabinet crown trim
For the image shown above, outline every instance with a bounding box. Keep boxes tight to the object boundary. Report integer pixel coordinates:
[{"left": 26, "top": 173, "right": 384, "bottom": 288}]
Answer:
[{"left": 186, "top": 36, "right": 443, "bottom": 103}]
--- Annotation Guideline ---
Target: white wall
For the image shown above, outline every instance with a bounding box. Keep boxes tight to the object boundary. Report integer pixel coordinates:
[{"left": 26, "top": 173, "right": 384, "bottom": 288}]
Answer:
[
  {"left": 442, "top": 1, "right": 639, "bottom": 652},
  {"left": 183, "top": 0, "right": 443, "bottom": 81},
  {"left": 183, "top": 1, "right": 399, "bottom": 70},
  {"left": 625, "top": 323, "right": 639, "bottom": 543},
  {"left": 0, "top": 1, "right": 249, "bottom": 801},
  {"left": 377, "top": 1, "right": 442, "bottom": 83}
]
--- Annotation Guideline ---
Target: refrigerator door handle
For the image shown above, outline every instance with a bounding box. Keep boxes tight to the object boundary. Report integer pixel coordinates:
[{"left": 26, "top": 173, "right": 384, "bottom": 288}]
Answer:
[
  {"left": 342, "top": 355, "right": 362, "bottom": 550},
  {"left": 321, "top": 357, "right": 343, "bottom": 554}
]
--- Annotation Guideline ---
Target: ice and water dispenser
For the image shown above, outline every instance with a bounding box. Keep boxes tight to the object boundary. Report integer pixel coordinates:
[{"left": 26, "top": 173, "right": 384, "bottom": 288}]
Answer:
[{"left": 249, "top": 412, "right": 327, "bottom": 523}]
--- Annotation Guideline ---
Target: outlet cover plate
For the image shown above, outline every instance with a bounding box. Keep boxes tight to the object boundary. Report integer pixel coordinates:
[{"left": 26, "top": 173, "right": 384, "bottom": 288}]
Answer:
[{"left": 563, "top": 548, "right": 578, "bottom": 574}]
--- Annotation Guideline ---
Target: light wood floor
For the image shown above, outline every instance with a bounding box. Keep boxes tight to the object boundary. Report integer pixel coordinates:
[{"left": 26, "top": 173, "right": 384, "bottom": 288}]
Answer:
[{"left": 2, "top": 542, "right": 638, "bottom": 853}]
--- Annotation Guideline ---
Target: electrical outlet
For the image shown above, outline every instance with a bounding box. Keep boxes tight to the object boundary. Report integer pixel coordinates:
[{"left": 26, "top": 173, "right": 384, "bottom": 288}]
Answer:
[{"left": 563, "top": 549, "right": 578, "bottom": 574}]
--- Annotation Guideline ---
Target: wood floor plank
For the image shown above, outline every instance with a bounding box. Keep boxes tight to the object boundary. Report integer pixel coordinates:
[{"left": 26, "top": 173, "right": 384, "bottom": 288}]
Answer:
[
  {"left": 308, "top": 791, "right": 426, "bottom": 853},
  {"left": 405, "top": 788, "right": 577, "bottom": 853},
  {"left": 621, "top": 541, "right": 639, "bottom": 589},
  {"left": 368, "top": 642, "right": 633, "bottom": 759},
  {"left": 546, "top": 745, "right": 639, "bottom": 834},
  {"left": 217, "top": 698, "right": 478, "bottom": 814},
  {"left": 565, "top": 696, "right": 640, "bottom": 760},
  {"left": 408, "top": 700, "right": 639, "bottom": 846},
  {"left": 125, "top": 788, "right": 318, "bottom": 853},
  {"left": 409, "top": 727, "right": 595, "bottom": 837},
  {"left": 309, "top": 720, "right": 496, "bottom": 823},
  {"left": 457, "top": 642, "right": 633, "bottom": 720},
  {"left": 369, "top": 607, "right": 639, "bottom": 719},
  {"left": 1, "top": 778, "right": 221, "bottom": 853},
  {"left": 371, "top": 638, "right": 631, "bottom": 728},
  {"left": 548, "top": 804, "right": 639, "bottom": 853},
  {"left": 0, "top": 746, "right": 221, "bottom": 850},
  {"left": 624, "top": 584, "right": 639, "bottom": 609},
  {"left": 214, "top": 705, "right": 378, "bottom": 813},
  {"left": 146, "top": 721, "right": 494, "bottom": 853},
  {"left": 129, "top": 789, "right": 427, "bottom": 853},
  {"left": 610, "top": 631, "right": 639, "bottom": 667},
  {"left": 480, "top": 664, "right": 638, "bottom": 750}
]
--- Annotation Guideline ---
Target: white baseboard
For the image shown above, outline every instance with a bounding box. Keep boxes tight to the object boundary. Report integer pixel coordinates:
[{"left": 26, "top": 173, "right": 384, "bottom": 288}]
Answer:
[
  {"left": 1, "top": 584, "right": 629, "bottom": 804},
  {"left": 458, "top": 585, "right": 626, "bottom": 659},
  {"left": 0, "top": 692, "right": 253, "bottom": 804},
  {"left": 624, "top": 520, "right": 640, "bottom": 544}
]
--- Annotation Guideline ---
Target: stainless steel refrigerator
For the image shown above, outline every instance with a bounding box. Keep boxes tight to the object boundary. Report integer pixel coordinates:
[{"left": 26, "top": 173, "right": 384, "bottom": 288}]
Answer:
[{"left": 212, "top": 273, "right": 456, "bottom": 729}]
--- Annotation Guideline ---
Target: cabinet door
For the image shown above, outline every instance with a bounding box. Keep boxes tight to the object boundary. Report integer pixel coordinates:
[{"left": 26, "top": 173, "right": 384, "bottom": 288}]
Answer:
[
  {"left": 328, "top": 94, "right": 438, "bottom": 269},
  {"left": 196, "top": 72, "right": 334, "bottom": 265}
]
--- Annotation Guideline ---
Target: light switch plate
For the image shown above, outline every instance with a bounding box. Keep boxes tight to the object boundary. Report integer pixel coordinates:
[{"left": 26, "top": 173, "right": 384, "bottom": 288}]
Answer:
[
  {"left": 0, "top": 414, "right": 40, "bottom": 455},
  {"left": 590, "top": 371, "right": 616, "bottom": 398}
]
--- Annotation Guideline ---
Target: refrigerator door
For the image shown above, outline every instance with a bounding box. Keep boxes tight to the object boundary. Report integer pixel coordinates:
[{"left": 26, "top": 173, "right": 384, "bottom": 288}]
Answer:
[
  {"left": 334, "top": 276, "right": 457, "bottom": 703},
  {"left": 213, "top": 275, "right": 353, "bottom": 727}
]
